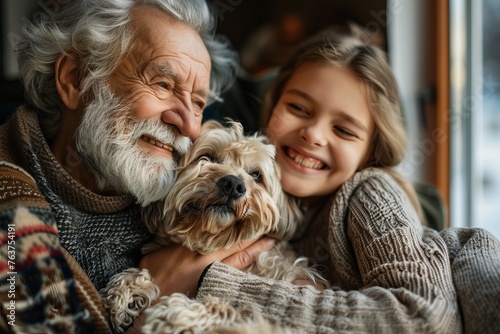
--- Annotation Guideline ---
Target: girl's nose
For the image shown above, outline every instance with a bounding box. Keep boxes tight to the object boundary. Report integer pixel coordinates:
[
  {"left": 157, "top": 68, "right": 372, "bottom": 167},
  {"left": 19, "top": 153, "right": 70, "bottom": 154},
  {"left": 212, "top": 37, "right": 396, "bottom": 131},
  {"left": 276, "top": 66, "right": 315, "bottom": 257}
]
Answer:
[{"left": 300, "top": 124, "right": 327, "bottom": 147}]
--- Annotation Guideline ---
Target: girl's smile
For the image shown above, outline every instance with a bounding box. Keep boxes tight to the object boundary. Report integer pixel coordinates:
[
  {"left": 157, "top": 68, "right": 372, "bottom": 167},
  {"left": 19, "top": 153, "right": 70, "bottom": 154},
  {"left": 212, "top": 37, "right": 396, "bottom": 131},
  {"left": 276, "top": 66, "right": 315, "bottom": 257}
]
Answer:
[
  {"left": 267, "top": 62, "right": 374, "bottom": 198},
  {"left": 282, "top": 146, "right": 328, "bottom": 171}
]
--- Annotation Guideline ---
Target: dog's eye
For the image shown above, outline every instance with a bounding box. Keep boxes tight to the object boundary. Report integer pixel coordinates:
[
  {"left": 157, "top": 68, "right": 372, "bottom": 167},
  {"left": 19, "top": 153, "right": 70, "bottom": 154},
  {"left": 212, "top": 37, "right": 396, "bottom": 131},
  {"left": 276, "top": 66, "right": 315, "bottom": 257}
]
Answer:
[{"left": 249, "top": 170, "right": 262, "bottom": 182}]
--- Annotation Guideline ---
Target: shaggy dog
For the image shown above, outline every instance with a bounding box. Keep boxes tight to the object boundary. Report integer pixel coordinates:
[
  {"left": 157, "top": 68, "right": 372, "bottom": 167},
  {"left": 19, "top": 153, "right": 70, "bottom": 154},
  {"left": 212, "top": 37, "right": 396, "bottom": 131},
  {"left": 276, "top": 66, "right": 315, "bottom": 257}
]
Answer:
[{"left": 101, "top": 120, "right": 327, "bottom": 333}]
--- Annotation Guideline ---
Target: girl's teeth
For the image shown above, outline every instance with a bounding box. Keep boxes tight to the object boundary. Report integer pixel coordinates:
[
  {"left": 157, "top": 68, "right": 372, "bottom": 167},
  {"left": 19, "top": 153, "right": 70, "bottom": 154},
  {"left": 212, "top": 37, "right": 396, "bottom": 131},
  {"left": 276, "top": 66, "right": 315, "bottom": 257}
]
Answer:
[{"left": 287, "top": 148, "right": 324, "bottom": 169}]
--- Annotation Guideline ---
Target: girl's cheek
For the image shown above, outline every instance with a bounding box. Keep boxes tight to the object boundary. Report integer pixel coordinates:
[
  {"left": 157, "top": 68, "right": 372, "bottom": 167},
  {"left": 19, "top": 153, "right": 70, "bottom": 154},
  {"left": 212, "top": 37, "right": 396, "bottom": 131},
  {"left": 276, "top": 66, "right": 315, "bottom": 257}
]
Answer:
[
  {"left": 267, "top": 108, "right": 289, "bottom": 139},
  {"left": 358, "top": 144, "right": 374, "bottom": 170}
]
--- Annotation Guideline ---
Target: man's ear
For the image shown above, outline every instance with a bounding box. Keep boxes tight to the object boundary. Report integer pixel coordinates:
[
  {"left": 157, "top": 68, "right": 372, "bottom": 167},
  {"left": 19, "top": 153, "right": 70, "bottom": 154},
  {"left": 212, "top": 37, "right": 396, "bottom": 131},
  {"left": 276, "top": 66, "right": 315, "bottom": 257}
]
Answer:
[{"left": 55, "top": 54, "right": 81, "bottom": 110}]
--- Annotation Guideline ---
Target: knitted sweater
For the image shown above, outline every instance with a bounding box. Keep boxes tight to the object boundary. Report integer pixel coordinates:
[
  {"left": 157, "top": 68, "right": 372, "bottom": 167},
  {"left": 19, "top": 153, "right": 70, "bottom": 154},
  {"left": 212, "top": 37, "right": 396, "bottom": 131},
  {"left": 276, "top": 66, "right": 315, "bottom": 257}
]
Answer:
[
  {"left": 198, "top": 169, "right": 500, "bottom": 333},
  {"left": 0, "top": 107, "right": 151, "bottom": 333}
]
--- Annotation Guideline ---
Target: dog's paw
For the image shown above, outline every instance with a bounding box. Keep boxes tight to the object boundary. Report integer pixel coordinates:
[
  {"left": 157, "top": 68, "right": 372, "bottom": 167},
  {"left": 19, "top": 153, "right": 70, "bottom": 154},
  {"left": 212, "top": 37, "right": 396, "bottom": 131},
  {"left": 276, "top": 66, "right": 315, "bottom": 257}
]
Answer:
[
  {"left": 141, "top": 293, "right": 243, "bottom": 334},
  {"left": 250, "top": 245, "right": 330, "bottom": 288},
  {"left": 100, "top": 268, "right": 160, "bottom": 333}
]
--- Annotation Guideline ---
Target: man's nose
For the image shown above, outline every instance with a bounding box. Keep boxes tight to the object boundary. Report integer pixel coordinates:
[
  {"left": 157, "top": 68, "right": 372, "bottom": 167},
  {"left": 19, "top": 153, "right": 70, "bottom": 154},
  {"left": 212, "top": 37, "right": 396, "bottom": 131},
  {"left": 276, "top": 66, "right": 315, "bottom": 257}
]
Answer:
[{"left": 161, "top": 100, "right": 201, "bottom": 140}]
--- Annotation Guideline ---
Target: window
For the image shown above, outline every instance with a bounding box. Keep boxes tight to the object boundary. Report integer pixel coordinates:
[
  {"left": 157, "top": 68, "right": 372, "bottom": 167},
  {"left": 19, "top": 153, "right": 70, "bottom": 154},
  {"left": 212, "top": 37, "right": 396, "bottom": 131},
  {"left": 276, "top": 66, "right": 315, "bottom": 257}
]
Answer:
[{"left": 450, "top": 0, "right": 500, "bottom": 238}]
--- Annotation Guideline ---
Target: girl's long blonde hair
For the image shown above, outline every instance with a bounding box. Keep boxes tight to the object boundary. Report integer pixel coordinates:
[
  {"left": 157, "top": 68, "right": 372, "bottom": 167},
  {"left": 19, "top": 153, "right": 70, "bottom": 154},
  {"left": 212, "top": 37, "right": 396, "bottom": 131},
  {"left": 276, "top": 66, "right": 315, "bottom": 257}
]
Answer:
[{"left": 261, "top": 28, "right": 425, "bottom": 223}]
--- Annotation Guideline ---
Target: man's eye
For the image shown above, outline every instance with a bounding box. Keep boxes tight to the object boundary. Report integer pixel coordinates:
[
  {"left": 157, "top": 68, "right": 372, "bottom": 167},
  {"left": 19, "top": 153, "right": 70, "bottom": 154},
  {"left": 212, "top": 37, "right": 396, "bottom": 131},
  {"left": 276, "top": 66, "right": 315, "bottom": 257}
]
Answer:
[
  {"left": 157, "top": 82, "right": 171, "bottom": 90},
  {"left": 193, "top": 100, "right": 205, "bottom": 109}
]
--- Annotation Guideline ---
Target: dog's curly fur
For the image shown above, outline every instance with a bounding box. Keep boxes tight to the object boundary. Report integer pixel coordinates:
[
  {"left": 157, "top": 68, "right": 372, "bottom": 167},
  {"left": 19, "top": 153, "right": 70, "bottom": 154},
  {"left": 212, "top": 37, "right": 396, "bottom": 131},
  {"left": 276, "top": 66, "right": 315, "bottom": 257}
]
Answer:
[{"left": 101, "top": 120, "right": 328, "bottom": 333}]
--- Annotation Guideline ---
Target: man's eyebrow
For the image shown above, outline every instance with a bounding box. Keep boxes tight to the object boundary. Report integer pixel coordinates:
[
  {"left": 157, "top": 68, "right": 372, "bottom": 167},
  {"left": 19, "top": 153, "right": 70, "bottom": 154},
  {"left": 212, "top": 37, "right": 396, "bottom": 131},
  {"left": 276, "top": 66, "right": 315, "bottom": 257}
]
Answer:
[
  {"left": 153, "top": 62, "right": 176, "bottom": 77},
  {"left": 152, "top": 62, "right": 217, "bottom": 102}
]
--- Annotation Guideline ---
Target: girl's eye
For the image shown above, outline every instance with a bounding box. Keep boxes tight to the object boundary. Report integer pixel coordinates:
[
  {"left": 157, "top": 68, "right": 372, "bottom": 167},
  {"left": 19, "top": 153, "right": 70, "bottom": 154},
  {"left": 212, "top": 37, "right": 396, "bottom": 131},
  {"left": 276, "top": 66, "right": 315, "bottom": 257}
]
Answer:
[
  {"left": 249, "top": 170, "right": 262, "bottom": 182},
  {"left": 288, "top": 103, "right": 307, "bottom": 113},
  {"left": 334, "top": 126, "right": 356, "bottom": 138}
]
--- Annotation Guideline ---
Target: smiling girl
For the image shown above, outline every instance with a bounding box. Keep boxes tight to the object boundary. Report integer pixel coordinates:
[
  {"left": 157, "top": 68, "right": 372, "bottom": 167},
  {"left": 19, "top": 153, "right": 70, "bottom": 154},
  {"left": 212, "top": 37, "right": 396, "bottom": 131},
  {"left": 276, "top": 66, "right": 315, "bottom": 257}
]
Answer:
[{"left": 262, "top": 31, "right": 423, "bottom": 213}]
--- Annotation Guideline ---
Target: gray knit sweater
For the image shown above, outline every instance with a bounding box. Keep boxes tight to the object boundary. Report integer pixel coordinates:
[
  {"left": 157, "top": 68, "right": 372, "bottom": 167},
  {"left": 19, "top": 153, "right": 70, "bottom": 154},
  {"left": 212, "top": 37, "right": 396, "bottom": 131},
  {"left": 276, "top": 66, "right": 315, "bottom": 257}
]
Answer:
[
  {"left": 198, "top": 169, "right": 500, "bottom": 333},
  {"left": 0, "top": 107, "right": 152, "bottom": 287},
  {"left": 1, "top": 107, "right": 151, "bottom": 331}
]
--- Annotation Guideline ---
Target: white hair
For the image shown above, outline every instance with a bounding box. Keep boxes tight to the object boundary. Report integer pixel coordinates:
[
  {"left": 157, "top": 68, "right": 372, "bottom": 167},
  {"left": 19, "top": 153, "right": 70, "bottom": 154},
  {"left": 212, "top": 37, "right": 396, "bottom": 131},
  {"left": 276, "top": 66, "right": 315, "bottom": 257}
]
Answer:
[{"left": 17, "top": 0, "right": 238, "bottom": 139}]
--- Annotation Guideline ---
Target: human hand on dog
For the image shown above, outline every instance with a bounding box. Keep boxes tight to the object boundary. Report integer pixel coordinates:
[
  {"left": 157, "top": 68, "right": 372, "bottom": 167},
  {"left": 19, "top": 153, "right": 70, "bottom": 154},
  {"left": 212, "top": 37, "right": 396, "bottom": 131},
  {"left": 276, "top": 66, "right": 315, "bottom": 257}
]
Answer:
[{"left": 139, "top": 237, "right": 276, "bottom": 298}]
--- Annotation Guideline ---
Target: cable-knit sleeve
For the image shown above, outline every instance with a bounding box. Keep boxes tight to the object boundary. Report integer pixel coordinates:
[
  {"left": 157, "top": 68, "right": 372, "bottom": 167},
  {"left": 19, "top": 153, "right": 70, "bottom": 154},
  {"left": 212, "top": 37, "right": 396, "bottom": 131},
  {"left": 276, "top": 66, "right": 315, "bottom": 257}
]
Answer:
[{"left": 197, "top": 169, "right": 462, "bottom": 333}]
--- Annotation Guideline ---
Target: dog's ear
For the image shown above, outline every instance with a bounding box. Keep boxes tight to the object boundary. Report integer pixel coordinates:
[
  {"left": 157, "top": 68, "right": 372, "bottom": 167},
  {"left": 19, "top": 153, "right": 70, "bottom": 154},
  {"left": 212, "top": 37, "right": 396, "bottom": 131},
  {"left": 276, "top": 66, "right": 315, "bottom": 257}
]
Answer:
[
  {"left": 256, "top": 138, "right": 300, "bottom": 241},
  {"left": 265, "top": 161, "right": 304, "bottom": 241},
  {"left": 201, "top": 119, "right": 224, "bottom": 132},
  {"left": 140, "top": 200, "right": 174, "bottom": 239},
  {"left": 253, "top": 133, "right": 276, "bottom": 158},
  {"left": 272, "top": 189, "right": 304, "bottom": 241},
  {"left": 225, "top": 119, "right": 245, "bottom": 140}
]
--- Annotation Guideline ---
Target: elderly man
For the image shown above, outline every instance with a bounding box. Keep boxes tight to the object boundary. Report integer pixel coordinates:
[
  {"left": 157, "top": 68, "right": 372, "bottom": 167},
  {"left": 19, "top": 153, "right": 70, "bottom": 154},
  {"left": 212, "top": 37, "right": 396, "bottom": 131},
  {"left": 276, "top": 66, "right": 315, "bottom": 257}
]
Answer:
[{"left": 0, "top": 1, "right": 276, "bottom": 332}]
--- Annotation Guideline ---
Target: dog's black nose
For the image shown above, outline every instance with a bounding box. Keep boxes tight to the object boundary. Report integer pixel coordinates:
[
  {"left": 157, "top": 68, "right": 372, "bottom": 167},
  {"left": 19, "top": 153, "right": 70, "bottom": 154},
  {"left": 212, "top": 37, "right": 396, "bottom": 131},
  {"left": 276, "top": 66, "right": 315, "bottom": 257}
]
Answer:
[{"left": 217, "top": 175, "right": 246, "bottom": 199}]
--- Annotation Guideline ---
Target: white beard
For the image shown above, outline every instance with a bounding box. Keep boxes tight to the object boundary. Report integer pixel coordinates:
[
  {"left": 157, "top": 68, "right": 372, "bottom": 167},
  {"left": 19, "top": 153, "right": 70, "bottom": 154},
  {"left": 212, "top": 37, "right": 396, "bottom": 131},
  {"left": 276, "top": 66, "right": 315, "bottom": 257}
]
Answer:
[{"left": 74, "top": 81, "right": 191, "bottom": 206}]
